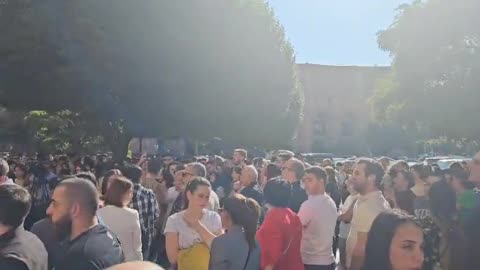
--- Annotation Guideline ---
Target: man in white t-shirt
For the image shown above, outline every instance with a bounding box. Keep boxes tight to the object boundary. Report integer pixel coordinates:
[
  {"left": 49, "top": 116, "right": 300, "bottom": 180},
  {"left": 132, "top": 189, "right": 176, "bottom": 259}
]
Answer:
[
  {"left": 346, "top": 158, "right": 390, "bottom": 270},
  {"left": 298, "top": 166, "right": 338, "bottom": 270}
]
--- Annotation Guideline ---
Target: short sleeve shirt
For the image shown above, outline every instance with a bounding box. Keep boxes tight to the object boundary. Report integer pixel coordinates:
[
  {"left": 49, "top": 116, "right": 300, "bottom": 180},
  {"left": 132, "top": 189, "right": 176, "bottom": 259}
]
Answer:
[
  {"left": 346, "top": 191, "right": 390, "bottom": 267},
  {"left": 164, "top": 210, "right": 221, "bottom": 249}
]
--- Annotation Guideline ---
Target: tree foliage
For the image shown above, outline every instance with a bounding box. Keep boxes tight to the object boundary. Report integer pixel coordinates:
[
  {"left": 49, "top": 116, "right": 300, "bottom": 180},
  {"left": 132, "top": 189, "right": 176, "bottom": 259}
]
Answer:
[
  {"left": 24, "top": 110, "right": 106, "bottom": 154},
  {"left": 372, "top": 0, "right": 480, "bottom": 141},
  {"left": 1, "top": 0, "right": 303, "bottom": 156}
]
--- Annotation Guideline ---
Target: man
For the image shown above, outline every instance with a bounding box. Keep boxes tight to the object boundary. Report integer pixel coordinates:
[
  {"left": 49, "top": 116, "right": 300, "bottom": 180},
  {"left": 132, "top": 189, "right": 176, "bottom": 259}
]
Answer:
[
  {"left": 0, "top": 158, "right": 15, "bottom": 185},
  {"left": 298, "top": 167, "right": 337, "bottom": 270},
  {"left": 46, "top": 178, "right": 124, "bottom": 270},
  {"left": 239, "top": 165, "right": 264, "bottom": 205},
  {"left": 346, "top": 158, "right": 390, "bottom": 270},
  {"left": 322, "top": 158, "right": 334, "bottom": 168},
  {"left": 141, "top": 159, "right": 167, "bottom": 209},
  {"left": 465, "top": 151, "right": 480, "bottom": 270},
  {"left": 232, "top": 149, "right": 247, "bottom": 167},
  {"left": 161, "top": 153, "right": 174, "bottom": 168},
  {"left": 276, "top": 150, "right": 294, "bottom": 167},
  {"left": 31, "top": 217, "right": 61, "bottom": 270},
  {"left": 281, "top": 158, "right": 308, "bottom": 213},
  {"left": 0, "top": 185, "right": 48, "bottom": 270},
  {"left": 182, "top": 162, "right": 220, "bottom": 211},
  {"left": 107, "top": 261, "right": 165, "bottom": 270},
  {"left": 123, "top": 164, "right": 160, "bottom": 261}
]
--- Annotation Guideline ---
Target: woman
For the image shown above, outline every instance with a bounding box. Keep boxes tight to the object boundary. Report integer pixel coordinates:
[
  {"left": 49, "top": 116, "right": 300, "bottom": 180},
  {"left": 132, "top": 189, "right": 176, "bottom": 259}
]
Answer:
[
  {"left": 14, "top": 163, "right": 29, "bottom": 188},
  {"left": 363, "top": 210, "right": 424, "bottom": 270},
  {"left": 97, "top": 176, "right": 143, "bottom": 261},
  {"left": 420, "top": 181, "right": 467, "bottom": 270},
  {"left": 188, "top": 193, "right": 261, "bottom": 270},
  {"left": 256, "top": 179, "right": 303, "bottom": 270},
  {"left": 164, "top": 177, "right": 222, "bottom": 270},
  {"left": 101, "top": 169, "right": 123, "bottom": 195}
]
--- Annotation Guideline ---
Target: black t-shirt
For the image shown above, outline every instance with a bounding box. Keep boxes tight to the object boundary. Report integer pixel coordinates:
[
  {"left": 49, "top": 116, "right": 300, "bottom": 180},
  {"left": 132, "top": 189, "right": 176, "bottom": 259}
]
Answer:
[
  {"left": 53, "top": 224, "right": 124, "bottom": 270},
  {"left": 0, "top": 257, "right": 28, "bottom": 270}
]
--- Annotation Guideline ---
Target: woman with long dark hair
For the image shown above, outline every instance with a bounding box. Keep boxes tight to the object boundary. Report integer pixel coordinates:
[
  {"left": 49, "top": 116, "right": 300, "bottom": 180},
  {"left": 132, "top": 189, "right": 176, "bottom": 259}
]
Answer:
[
  {"left": 164, "top": 177, "right": 222, "bottom": 270},
  {"left": 191, "top": 193, "right": 261, "bottom": 270},
  {"left": 363, "top": 210, "right": 424, "bottom": 270},
  {"left": 420, "top": 181, "right": 467, "bottom": 270}
]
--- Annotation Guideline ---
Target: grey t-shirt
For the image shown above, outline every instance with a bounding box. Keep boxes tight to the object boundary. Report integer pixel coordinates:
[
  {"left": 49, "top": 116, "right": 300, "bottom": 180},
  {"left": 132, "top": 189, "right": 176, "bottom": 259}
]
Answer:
[{"left": 413, "top": 195, "right": 430, "bottom": 220}]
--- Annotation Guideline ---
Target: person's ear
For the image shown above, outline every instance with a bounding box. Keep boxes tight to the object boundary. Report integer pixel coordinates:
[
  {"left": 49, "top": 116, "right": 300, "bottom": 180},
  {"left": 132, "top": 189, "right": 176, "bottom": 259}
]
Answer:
[{"left": 71, "top": 203, "right": 81, "bottom": 217}]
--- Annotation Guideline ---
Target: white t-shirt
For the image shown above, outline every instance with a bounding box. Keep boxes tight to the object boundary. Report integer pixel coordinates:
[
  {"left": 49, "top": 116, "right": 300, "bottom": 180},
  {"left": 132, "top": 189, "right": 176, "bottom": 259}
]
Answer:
[
  {"left": 298, "top": 193, "right": 338, "bottom": 266},
  {"left": 346, "top": 191, "right": 390, "bottom": 267},
  {"left": 166, "top": 187, "right": 180, "bottom": 204},
  {"left": 209, "top": 190, "right": 220, "bottom": 212},
  {"left": 164, "top": 209, "right": 222, "bottom": 249},
  {"left": 338, "top": 194, "right": 359, "bottom": 239}
]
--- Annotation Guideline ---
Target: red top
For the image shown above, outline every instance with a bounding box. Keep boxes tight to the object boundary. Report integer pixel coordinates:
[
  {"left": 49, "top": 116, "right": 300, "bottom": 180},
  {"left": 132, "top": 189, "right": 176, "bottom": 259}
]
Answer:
[{"left": 256, "top": 207, "right": 304, "bottom": 270}]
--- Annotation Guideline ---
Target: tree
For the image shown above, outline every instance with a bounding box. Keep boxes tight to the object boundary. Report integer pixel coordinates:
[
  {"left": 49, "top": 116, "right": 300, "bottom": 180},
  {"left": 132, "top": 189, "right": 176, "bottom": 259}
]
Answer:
[
  {"left": 372, "top": 0, "right": 480, "bottom": 142},
  {"left": 23, "top": 110, "right": 106, "bottom": 154},
  {"left": 1, "top": 0, "right": 303, "bottom": 159}
]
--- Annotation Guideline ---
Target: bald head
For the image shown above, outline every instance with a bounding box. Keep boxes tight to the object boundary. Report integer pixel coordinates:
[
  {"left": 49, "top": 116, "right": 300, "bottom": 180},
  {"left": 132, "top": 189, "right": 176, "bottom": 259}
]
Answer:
[
  {"left": 240, "top": 165, "right": 258, "bottom": 187},
  {"left": 107, "top": 262, "right": 164, "bottom": 270}
]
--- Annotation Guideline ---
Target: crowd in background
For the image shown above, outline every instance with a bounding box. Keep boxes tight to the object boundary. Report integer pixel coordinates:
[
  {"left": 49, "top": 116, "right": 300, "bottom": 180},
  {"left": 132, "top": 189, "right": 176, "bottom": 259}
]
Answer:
[{"left": 1, "top": 149, "right": 480, "bottom": 270}]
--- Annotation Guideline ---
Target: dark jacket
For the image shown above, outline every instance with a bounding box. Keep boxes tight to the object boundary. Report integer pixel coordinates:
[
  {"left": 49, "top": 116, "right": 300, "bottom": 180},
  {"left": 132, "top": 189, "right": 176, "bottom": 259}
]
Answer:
[
  {"left": 0, "top": 227, "right": 48, "bottom": 270},
  {"left": 288, "top": 181, "right": 307, "bottom": 213},
  {"left": 241, "top": 183, "right": 264, "bottom": 206}
]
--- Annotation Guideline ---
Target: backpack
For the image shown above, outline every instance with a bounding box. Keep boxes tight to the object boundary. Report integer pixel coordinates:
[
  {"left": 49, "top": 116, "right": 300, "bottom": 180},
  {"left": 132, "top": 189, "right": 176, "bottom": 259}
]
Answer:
[{"left": 28, "top": 172, "right": 59, "bottom": 226}]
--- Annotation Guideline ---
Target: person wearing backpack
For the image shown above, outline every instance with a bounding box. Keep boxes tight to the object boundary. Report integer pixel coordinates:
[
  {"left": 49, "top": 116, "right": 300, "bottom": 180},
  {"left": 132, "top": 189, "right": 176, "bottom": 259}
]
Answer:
[{"left": 25, "top": 160, "right": 60, "bottom": 230}]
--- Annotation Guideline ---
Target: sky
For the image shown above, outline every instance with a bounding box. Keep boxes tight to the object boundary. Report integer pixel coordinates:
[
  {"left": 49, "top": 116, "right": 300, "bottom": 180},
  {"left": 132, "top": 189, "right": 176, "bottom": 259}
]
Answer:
[{"left": 267, "top": 0, "right": 410, "bottom": 66}]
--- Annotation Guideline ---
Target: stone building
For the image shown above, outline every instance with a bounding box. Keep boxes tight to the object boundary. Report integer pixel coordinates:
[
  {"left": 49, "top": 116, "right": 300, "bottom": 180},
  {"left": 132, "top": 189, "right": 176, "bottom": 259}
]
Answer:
[{"left": 295, "top": 64, "right": 390, "bottom": 154}]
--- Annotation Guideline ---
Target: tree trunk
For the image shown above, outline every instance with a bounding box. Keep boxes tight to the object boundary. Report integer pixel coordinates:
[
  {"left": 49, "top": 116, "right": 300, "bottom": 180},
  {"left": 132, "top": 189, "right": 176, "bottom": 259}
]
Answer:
[{"left": 112, "top": 133, "right": 132, "bottom": 162}]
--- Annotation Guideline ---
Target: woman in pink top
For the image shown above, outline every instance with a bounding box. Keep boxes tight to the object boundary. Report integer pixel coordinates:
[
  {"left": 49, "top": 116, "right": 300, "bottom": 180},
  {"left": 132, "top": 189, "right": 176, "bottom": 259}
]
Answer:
[{"left": 257, "top": 179, "right": 304, "bottom": 270}]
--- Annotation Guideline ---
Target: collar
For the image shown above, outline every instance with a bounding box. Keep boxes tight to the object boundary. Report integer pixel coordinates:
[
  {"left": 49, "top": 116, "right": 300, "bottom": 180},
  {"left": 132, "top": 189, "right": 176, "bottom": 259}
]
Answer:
[
  {"left": 358, "top": 190, "right": 383, "bottom": 202},
  {"left": 0, "top": 226, "right": 23, "bottom": 245},
  {"left": 227, "top": 225, "right": 243, "bottom": 234},
  {"left": 308, "top": 193, "right": 327, "bottom": 199}
]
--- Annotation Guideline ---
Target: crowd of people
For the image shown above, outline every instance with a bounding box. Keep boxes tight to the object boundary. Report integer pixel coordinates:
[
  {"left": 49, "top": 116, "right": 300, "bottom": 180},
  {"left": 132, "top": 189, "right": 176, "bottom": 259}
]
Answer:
[{"left": 1, "top": 149, "right": 480, "bottom": 270}]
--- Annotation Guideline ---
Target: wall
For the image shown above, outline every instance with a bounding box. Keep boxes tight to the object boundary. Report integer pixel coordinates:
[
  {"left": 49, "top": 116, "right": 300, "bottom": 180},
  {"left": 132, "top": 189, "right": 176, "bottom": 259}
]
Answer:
[{"left": 295, "top": 64, "right": 390, "bottom": 154}]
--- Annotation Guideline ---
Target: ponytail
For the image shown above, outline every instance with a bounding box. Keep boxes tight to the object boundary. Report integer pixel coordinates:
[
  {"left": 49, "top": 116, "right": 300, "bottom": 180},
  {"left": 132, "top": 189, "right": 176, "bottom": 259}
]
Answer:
[
  {"left": 242, "top": 198, "right": 260, "bottom": 249},
  {"left": 223, "top": 194, "right": 260, "bottom": 249}
]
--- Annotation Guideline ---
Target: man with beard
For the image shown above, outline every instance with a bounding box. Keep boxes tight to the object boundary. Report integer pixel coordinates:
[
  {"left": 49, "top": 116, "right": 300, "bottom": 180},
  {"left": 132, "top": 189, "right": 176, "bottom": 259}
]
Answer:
[
  {"left": 346, "top": 158, "right": 390, "bottom": 270},
  {"left": 46, "top": 178, "right": 124, "bottom": 270},
  {"left": 232, "top": 149, "right": 247, "bottom": 167},
  {"left": 0, "top": 185, "right": 48, "bottom": 270}
]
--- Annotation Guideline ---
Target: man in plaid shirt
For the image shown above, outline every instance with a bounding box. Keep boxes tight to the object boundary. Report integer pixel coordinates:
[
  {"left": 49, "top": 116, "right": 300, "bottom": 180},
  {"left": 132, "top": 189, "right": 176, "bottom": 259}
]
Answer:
[{"left": 124, "top": 164, "right": 160, "bottom": 261}]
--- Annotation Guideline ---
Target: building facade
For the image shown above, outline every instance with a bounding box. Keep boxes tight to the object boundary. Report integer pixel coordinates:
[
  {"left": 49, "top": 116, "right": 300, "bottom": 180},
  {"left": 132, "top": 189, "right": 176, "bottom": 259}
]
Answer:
[{"left": 295, "top": 64, "right": 390, "bottom": 154}]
